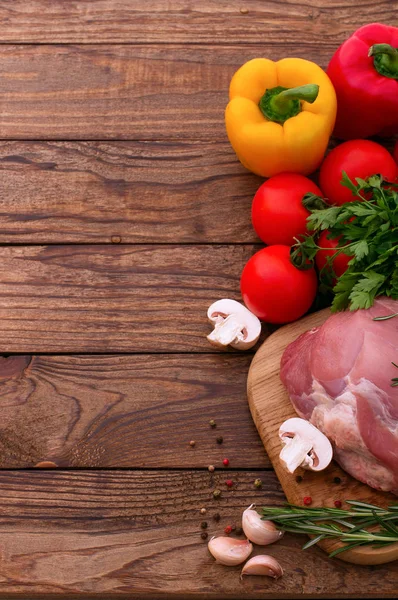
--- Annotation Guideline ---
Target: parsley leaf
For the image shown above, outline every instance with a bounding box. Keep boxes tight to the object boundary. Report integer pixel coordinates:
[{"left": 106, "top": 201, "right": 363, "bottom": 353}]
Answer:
[{"left": 291, "top": 174, "right": 398, "bottom": 311}]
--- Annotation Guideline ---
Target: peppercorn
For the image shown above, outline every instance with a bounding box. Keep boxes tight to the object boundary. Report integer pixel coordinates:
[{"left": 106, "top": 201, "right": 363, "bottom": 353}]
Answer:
[
  {"left": 254, "top": 478, "right": 262, "bottom": 489},
  {"left": 213, "top": 513, "right": 221, "bottom": 522},
  {"left": 201, "top": 531, "right": 208, "bottom": 540},
  {"left": 303, "top": 496, "right": 312, "bottom": 506},
  {"left": 189, "top": 440, "right": 196, "bottom": 447},
  {"left": 296, "top": 475, "right": 303, "bottom": 483},
  {"left": 201, "top": 521, "right": 208, "bottom": 529},
  {"left": 224, "top": 525, "right": 232, "bottom": 535},
  {"left": 235, "top": 526, "right": 243, "bottom": 536},
  {"left": 209, "top": 419, "right": 217, "bottom": 428},
  {"left": 216, "top": 436, "right": 223, "bottom": 444},
  {"left": 225, "top": 479, "right": 233, "bottom": 488},
  {"left": 334, "top": 500, "right": 342, "bottom": 509},
  {"left": 200, "top": 507, "right": 207, "bottom": 515},
  {"left": 213, "top": 489, "right": 222, "bottom": 499},
  {"left": 333, "top": 476, "right": 341, "bottom": 484},
  {"left": 230, "top": 524, "right": 236, "bottom": 532},
  {"left": 223, "top": 458, "right": 230, "bottom": 467},
  {"left": 208, "top": 465, "right": 215, "bottom": 473}
]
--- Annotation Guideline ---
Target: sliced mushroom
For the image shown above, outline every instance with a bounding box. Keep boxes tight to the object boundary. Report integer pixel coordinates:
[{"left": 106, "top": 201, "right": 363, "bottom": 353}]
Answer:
[
  {"left": 207, "top": 299, "right": 261, "bottom": 350},
  {"left": 279, "top": 417, "right": 333, "bottom": 474}
]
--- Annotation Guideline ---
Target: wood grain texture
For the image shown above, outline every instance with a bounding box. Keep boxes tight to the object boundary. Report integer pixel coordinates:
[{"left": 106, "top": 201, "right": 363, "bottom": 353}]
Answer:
[
  {"left": 0, "top": 244, "right": 264, "bottom": 353},
  {"left": 0, "top": 1, "right": 393, "bottom": 44},
  {"left": 0, "top": 353, "right": 268, "bottom": 468},
  {"left": 0, "top": 469, "right": 396, "bottom": 598},
  {"left": 0, "top": 44, "right": 335, "bottom": 140},
  {"left": 0, "top": 141, "right": 261, "bottom": 243},
  {"left": 248, "top": 310, "right": 398, "bottom": 565}
]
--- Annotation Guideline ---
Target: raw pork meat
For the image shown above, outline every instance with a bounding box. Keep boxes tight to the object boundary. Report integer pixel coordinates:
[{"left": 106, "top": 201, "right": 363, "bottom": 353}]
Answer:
[{"left": 280, "top": 297, "right": 398, "bottom": 494}]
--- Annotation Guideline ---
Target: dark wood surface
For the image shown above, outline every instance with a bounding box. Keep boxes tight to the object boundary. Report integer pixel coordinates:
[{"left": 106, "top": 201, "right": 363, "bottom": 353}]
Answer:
[
  {"left": 0, "top": 1, "right": 396, "bottom": 598},
  {"left": 0, "top": 354, "right": 268, "bottom": 468},
  {"left": 0, "top": 141, "right": 262, "bottom": 244},
  {"left": 0, "top": 244, "right": 263, "bottom": 353},
  {"left": 0, "top": 1, "right": 393, "bottom": 44},
  {"left": 0, "top": 470, "right": 396, "bottom": 598}
]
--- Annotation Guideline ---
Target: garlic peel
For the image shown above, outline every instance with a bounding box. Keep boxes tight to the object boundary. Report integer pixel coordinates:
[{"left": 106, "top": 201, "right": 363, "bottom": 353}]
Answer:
[
  {"left": 208, "top": 536, "right": 253, "bottom": 566},
  {"left": 241, "top": 555, "right": 283, "bottom": 579},
  {"left": 242, "top": 504, "right": 283, "bottom": 546}
]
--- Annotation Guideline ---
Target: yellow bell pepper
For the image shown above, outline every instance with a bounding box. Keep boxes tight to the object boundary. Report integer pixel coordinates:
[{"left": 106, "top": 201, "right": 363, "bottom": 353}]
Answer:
[{"left": 225, "top": 58, "right": 337, "bottom": 177}]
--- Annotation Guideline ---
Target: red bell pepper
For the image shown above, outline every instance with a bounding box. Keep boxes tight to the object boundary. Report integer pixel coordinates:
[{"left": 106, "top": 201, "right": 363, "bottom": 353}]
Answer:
[{"left": 327, "top": 23, "right": 398, "bottom": 139}]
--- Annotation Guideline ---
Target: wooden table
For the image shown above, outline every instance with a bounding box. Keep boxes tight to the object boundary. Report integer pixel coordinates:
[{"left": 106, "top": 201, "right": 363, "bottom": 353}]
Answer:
[{"left": 0, "top": 1, "right": 396, "bottom": 597}]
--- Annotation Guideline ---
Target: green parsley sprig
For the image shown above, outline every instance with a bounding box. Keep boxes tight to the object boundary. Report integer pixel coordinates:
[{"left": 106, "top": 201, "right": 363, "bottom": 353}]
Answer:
[{"left": 290, "top": 173, "right": 398, "bottom": 312}]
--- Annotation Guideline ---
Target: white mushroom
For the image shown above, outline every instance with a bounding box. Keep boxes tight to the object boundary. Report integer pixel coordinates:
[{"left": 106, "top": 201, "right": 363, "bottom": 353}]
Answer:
[
  {"left": 207, "top": 299, "right": 261, "bottom": 350},
  {"left": 279, "top": 417, "right": 333, "bottom": 474}
]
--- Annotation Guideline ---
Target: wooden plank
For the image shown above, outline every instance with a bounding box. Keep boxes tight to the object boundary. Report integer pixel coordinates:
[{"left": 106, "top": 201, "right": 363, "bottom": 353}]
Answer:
[
  {"left": 0, "top": 353, "right": 268, "bottom": 468},
  {"left": 0, "top": 470, "right": 396, "bottom": 598},
  {"left": 0, "top": 44, "right": 335, "bottom": 140},
  {"left": 0, "top": 244, "right": 263, "bottom": 353},
  {"left": 0, "top": 1, "right": 392, "bottom": 44},
  {"left": 0, "top": 141, "right": 261, "bottom": 243},
  {"left": 0, "top": 140, "right": 395, "bottom": 245}
]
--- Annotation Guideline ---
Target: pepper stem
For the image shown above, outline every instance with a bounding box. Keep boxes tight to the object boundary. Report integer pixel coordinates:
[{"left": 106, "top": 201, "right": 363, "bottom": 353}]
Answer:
[
  {"left": 259, "top": 84, "right": 319, "bottom": 124},
  {"left": 368, "top": 44, "right": 398, "bottom": 80}
]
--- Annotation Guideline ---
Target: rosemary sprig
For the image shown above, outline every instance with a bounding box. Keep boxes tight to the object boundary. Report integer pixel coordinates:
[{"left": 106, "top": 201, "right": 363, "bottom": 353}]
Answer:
[
  {"left": 262, "top": 500, "right": 398, "bottom": 557},
  {"left": 392, "top": 362, "right": 398, "bottom": 387},
  {"left": 373, "top": 312, "right": 398, "bottom": 321},
  {"left": 372, "top": 315, "right": 398, "bottom": 387}
]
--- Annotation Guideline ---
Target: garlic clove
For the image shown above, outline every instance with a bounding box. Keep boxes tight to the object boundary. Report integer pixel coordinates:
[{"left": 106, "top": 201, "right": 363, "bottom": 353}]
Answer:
[
  {"left": 241, "top": 555, "right": 283, "bottom": 579},
  {"left": 208, "top": 536, "right": 253, "bottom": 566},
  {"left": 242, "top": 504, "right": 283, "bottom": 546}
]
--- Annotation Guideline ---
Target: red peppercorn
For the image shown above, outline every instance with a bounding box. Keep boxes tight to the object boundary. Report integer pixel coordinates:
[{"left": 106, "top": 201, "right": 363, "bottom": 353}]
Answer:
[
  {"left": 334, "top": 500, "right": 342, "bottom": 508},
  {"left": 303, "top": 496, "right": 312, "bottom": 506},
  {"left": 224, "top": 525, "right": 232, "bottom": 535},
  {"left": 225, "top": 479, "right": 233, "bottom": 488},
  {"left": 223, "top": 458, "right": 230, "bottom": 467}
]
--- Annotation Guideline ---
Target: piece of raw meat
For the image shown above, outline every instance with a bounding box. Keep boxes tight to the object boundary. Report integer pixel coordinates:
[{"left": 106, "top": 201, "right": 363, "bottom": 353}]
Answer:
[{"left": 280, "top": 297, "right": 398, "bottom": 495}]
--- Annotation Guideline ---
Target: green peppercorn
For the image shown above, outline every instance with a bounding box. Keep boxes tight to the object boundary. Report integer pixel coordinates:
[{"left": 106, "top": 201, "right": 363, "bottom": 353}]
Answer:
[
  {"left": 213, "top": 489, "right": 222, "bottom": 499},
  {"left": 209, "top": 419, "right": 217, "bottom": 428},
  {"left": 200, "top": 521, "right": 208, "bottom": 529},
  {"left": 254, "top": 478, "right": 263, "bottom": 489}
]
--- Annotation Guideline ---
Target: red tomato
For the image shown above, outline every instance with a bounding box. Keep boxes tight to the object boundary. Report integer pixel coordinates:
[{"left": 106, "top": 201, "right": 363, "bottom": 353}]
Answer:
[
  {"left": 251, "top": 173, "right": 323, "bottom": 246},
  {"left": 315, "top": 230, "right": 352, "bottom": 279},
  {"left": 240, "top": 245, "right": 317, "bottom": 323},
  {"left": 319, "top": 140, "right": 398, "bottom": 206}
]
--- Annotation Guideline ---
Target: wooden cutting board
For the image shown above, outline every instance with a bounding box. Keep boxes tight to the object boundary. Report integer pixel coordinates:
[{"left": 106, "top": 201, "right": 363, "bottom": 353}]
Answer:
[{"left": 247, "top": 308, "right": 398, "bottom": 565}]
